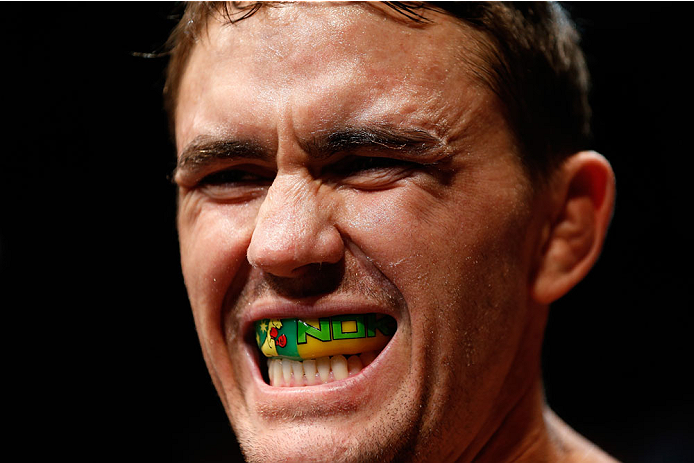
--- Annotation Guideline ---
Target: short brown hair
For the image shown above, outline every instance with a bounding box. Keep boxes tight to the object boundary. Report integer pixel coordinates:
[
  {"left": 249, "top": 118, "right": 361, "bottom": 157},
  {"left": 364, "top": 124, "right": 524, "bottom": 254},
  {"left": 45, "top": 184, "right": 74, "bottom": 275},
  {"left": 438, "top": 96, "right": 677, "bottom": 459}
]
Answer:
[{"left": 163, "top": 2, "right": 591, "bottom": 179}]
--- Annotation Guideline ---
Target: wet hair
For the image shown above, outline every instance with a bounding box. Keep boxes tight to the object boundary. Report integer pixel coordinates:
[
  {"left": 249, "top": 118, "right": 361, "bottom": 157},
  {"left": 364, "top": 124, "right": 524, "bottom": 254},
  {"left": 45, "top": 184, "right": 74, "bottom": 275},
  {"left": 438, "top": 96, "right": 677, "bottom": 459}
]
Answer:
[{"left": 163, "top": 2, "right": 591, "bottom": 180}]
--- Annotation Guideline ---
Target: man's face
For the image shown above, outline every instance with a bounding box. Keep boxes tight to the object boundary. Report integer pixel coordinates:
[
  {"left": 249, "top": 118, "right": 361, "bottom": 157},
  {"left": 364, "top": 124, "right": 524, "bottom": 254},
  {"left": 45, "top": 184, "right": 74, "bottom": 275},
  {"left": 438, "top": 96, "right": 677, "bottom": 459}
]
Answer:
[{"left": 175, "top": 4, "right": 544, "bottom": 461}]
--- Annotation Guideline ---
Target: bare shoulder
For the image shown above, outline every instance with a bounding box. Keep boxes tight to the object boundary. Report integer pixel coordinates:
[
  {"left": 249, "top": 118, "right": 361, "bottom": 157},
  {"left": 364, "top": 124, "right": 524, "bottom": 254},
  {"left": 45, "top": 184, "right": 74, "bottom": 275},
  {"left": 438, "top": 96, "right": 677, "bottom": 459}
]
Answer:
[{"left": 543, "top": 408, "right": 620, "bottom": 463}]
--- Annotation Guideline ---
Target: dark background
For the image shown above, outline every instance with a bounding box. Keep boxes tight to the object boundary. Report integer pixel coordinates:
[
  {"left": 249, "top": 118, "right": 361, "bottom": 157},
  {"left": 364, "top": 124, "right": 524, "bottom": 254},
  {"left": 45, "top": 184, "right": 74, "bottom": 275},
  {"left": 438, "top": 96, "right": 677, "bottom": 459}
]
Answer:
[{"left": 2, "top": 2, "right": 691, "bottom": 462}]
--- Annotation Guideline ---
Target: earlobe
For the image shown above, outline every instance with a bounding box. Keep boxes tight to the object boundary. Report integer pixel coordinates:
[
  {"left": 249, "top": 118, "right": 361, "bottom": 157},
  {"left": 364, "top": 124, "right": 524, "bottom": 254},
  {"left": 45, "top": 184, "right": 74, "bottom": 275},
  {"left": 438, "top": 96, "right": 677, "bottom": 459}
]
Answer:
[{"left": 531, "top": 151, "right": 616, "bottom": 305}]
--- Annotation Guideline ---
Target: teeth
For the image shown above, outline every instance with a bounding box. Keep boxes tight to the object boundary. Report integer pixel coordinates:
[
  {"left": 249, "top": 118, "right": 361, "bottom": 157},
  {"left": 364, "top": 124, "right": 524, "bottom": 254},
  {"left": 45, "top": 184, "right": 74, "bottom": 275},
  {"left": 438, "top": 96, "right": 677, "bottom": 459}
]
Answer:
[
  {"left": 266, "top": 351, "right": 379, "bottom": 387},
  {"left": 316, "top": 356, "right": 331, "bottom": 382},
  {"left": 290, "top": 360, "right": 303, "bottom": 382},
  {"left": 282, "top": 359, "right": 293, "bottom": 384},
  {"left": 270, "top": 358, "right": 283, "bottom": 386},
  {"left": 331, "top": 355, "right": 348, "bottom": 381},
  {"left": 303, "top": 359, "right": 317, "bottom": 385}
]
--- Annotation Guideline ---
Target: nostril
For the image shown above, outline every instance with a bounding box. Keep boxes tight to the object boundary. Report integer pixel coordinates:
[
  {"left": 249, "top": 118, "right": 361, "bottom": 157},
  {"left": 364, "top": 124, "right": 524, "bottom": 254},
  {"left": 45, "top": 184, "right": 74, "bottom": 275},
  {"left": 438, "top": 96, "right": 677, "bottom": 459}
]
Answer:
[
  {"left": 264, "top": 261, "right": 345, "bottom": 298},
  {"left": 247, "top": 246, "right": 302, "bottom": 278}
]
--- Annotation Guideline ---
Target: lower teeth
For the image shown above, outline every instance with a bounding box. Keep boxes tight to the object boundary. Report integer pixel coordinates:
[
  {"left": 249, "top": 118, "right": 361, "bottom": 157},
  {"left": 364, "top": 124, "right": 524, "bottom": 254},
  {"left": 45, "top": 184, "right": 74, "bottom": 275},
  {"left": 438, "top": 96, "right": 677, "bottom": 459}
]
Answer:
[{"left": 267, "top": 351, "right": 378, "bottom": 387}]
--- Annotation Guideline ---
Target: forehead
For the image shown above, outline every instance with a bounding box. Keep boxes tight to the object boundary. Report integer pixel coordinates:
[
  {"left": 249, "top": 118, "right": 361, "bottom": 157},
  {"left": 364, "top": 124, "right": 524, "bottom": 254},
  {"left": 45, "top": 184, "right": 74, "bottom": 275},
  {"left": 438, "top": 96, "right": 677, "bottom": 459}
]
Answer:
[{"left": 175, "top": 3, "right": 495, "bottom": 152}]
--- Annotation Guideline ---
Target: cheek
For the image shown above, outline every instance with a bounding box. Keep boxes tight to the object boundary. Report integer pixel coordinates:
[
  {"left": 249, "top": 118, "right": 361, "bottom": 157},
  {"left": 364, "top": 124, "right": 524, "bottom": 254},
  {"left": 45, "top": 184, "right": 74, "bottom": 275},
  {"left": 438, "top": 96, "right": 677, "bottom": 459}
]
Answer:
[
  {"left": 338, "top": 174, "right": 533, "bottom": 353},
  {"left": 178, "top": 199, "right": 258, "bottom": 327},
  {"left": 341, "top": 181, "right": 533, "bottom": 423},
  {"left": 338, "top": 184, "right": 483, "bottom": 299}
]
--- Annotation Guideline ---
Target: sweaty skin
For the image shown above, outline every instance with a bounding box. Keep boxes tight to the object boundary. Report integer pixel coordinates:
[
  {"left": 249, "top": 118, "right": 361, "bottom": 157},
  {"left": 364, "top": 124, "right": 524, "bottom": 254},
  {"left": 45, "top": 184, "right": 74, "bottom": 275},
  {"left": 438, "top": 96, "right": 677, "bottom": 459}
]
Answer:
[{"left": 174, "top": 3, "right": 617, "bottom": 462}]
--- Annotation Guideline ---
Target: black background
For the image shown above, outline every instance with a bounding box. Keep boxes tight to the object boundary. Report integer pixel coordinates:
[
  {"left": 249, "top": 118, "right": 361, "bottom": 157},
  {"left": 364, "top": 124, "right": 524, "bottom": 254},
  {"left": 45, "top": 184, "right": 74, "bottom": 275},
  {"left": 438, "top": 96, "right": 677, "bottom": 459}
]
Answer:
[{"left": 2, "top": 2, "right": 692, "bottom": 462}]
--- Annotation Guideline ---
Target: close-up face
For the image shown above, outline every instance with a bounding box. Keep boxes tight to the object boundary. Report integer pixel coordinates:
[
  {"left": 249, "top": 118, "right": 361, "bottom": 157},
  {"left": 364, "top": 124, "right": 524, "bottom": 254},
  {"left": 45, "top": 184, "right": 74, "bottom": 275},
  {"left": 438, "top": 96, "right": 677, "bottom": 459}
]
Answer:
[{"left": 174, "top": 3, "right": 547, "bottom": 462}]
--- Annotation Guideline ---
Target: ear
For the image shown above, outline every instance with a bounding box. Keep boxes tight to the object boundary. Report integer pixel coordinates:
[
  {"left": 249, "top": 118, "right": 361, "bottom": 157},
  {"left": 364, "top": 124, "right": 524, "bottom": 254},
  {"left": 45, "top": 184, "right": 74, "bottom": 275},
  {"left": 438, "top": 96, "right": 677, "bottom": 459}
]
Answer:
[{"left": 531, "top": 151, "right": 616, "bottom": 305}]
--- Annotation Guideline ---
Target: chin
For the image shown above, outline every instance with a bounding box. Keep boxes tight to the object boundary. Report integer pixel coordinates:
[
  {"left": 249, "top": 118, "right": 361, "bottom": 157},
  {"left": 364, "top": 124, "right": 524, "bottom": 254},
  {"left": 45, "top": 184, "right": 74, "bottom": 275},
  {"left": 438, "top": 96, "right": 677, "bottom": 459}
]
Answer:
[{"left": 211, "top": 307, "right": 437, "bottom": 462}]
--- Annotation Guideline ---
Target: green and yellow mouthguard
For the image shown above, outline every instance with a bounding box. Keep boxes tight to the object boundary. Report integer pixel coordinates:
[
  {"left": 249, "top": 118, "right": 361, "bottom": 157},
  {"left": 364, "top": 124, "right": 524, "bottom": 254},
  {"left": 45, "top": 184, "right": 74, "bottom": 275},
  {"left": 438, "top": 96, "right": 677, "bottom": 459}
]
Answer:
[{"left": 255, "top": 313, "right": 396, "bottom": 361}]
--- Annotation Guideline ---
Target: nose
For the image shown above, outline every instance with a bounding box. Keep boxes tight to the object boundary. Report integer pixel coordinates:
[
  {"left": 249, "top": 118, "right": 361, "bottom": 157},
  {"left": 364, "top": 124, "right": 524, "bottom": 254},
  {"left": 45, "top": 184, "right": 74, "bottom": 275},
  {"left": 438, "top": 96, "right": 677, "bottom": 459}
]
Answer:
[{"left": 247, "top": 173, "right": 344, "bottom": 277}]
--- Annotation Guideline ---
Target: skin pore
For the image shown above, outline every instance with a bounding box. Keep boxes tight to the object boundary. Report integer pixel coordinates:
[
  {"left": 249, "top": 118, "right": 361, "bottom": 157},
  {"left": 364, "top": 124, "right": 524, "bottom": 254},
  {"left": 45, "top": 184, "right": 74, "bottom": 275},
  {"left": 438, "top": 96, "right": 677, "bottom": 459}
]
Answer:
[{"left": 174, "top": 3, "right": 616, "bottom": 462}]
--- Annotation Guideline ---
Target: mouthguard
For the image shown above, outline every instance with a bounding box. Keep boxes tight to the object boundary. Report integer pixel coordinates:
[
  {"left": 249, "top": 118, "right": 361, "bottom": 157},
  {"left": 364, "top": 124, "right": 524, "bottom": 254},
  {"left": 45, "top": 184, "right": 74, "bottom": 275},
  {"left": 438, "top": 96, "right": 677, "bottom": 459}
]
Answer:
[{"left": 255, "top": 314, "right": 396, "bottom": 360}]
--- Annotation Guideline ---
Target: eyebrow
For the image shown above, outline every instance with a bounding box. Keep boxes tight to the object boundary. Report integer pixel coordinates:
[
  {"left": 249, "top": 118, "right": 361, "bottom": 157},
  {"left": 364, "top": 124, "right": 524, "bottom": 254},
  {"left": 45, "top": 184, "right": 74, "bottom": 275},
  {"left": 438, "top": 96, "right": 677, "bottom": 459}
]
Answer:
[
  {"left": 176, "top": 137, "right": 268, "bottom": 175},
  {"left": 175, "top": 125, "right": 443, "bottom": 176},
  {"left": 305, "top": 126, "right": 442, "bottom": 159}
]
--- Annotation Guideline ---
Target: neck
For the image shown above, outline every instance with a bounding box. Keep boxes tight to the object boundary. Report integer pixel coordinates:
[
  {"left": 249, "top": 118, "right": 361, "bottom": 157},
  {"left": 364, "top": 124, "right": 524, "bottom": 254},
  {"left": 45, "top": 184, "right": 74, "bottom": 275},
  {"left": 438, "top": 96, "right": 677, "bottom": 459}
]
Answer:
[
  {"left": 455, "top": 301, "right": 550, "bottom": 462},
  {"left": 460, "top": 372, "right": 617, "bottom": 462},
  {"left": 451, "top": 299, "right": 617, "bottom": 463},
  {"left": 472, "top": 377, "right": 555, "bottom": 462}
]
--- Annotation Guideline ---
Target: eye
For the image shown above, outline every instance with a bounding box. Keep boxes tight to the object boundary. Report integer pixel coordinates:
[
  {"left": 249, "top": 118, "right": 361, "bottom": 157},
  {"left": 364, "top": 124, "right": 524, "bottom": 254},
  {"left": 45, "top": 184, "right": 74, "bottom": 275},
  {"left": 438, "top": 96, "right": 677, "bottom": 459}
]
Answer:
[
  {"left": 199, "top": 169, "right": 271, "bottom": 186},
  {"left": 343, "top": 156, "right": 411, "bottom": 172},
  {"left": 196, "top": 166, "right": 274, "bottom": 200},
  {"left": 324, "top": 155, "right": 418, "bottom": 189}
]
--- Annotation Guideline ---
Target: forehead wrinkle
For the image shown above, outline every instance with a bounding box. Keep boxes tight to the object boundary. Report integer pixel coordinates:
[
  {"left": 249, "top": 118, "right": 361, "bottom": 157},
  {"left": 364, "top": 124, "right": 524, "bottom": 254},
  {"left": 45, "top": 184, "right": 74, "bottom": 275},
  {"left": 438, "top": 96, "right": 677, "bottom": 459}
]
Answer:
[
  {"left": 204, "top": 3, "right": 444, "bottom": 91},
  {"left": 177, "top": 3, "right": 499, "bottom": 172},
  {"left": 234, "top": 4, "right": 368, "bottom": 83}
]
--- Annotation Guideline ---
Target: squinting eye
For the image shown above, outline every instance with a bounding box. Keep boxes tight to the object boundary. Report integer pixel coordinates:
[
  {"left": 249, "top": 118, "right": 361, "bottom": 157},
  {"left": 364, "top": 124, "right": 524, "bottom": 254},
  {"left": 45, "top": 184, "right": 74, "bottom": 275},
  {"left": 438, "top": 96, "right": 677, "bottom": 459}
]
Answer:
[
  {"left": 339, "top": 156, "right": 412, "bottom": 174},
  {"left": 196, "top": 167, "right": 274, "bottom": 200},
  {"left": 199, "top": 169, "right": 272, "bottom": 187},
  {"left": 324, "top": 155, "right": 417, "bottom": 189}
]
